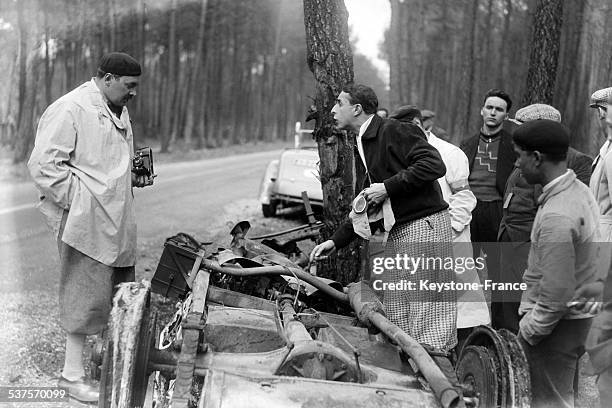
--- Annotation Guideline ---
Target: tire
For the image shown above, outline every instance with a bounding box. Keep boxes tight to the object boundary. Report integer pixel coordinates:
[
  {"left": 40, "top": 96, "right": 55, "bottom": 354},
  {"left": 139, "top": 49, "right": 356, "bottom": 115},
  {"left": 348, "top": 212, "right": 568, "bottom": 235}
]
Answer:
[
  {"left": 99, "top": 282, "right": 156, "bottom": 408},
  {"left": 262, "top": 202, "right": 277, "bottom": 217},
  {"left": 456, "top": 345, "right": 498, "bottom": 408}
]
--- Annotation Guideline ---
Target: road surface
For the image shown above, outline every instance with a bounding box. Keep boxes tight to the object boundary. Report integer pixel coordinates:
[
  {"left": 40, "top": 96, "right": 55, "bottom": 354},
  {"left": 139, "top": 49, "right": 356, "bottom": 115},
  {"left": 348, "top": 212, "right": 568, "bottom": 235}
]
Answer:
[{"left": 0, "top": 150, "right": 280, "bottom": 293}]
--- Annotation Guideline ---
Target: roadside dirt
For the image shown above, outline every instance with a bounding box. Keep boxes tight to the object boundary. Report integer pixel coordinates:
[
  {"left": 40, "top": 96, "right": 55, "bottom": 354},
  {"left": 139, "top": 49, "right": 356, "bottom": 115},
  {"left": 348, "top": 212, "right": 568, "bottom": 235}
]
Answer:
[{"left": 0, "top": 196, "right": 310, "bottom": 408}]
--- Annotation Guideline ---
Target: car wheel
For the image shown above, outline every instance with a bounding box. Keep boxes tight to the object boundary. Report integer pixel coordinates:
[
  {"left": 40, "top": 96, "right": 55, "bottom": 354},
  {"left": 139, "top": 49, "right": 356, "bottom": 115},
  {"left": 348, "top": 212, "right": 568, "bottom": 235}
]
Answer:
[{"left": 262, "top": 202, "right": 277, "bottom": 217}]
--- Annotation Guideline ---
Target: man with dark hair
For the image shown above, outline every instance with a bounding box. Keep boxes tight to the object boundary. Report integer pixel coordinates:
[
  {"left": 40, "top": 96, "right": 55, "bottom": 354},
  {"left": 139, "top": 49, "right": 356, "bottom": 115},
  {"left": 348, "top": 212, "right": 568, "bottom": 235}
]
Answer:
[
  {"left": 310, "top": 85, "right": 458, "bottom": 352},
  {"left": 497, "top": 104, "right": 592, "bottom": 332},
  {"left": 513, "top": 119, "right": 601, "bottom": 408},
  {"left": 461, "top": 88, "right": 516, "bottom": 327},
  {"left": 28, "top": 52, "right": 152, "bottom": 402}
]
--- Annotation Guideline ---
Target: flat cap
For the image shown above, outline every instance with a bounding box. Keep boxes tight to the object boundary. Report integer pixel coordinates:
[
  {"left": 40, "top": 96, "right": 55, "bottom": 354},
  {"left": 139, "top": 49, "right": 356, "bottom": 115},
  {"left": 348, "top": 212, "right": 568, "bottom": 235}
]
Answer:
[
  {"left": 515, "top": 104, "right": 561, "bottom": 123},
  {"left": 590, "top": 87, "right": 612, "bottom": 108},
  {"left": 98, "top": 52, "right": 141, "bottom": 76},
  {"left": 421, "top": 110, "right": 435, "bottom": 120},
  {"left": 390, "top": 105, "right": 421, "bottom": 123},
  {"left": 512, "top": 119, "right": 569, "bottom": 155}
]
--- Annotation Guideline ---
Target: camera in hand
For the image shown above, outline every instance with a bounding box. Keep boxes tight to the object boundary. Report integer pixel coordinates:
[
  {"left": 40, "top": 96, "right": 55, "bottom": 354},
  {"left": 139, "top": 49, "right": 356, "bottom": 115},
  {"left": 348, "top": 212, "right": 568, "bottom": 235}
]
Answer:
[{"left": 132, "top": 147, "right": 155, "bottom": 178}]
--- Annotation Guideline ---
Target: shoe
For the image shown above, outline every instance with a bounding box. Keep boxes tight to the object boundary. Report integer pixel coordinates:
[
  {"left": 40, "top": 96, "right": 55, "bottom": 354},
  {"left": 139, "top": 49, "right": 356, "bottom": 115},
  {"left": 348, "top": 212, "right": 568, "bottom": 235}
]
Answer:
[{"left": 58, "top": 376, "right": 99, "bottom": 403}]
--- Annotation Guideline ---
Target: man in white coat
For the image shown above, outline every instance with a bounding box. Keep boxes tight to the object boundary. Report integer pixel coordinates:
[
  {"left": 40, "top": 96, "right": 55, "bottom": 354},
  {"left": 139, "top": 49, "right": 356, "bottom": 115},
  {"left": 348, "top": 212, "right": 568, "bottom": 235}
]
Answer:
[
  {"left": 390, "top": 106, "right": 490, "bottom": 336},
  {"left": 28, "top": 52, "right": 152, "bottom": 402},
  {"left": 586, "top": 88, "right": 612, "bottom": 405}
]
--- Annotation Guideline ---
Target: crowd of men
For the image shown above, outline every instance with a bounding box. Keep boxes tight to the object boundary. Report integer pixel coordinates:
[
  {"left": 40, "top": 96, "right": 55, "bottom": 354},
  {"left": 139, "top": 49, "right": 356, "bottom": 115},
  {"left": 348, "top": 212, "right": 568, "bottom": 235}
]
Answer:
[
  {"left": 26, "top": 49, "right": 611, "bottom": 407},
  {"left": 312, "top": 84, "right": 611, "bottom": 408}
]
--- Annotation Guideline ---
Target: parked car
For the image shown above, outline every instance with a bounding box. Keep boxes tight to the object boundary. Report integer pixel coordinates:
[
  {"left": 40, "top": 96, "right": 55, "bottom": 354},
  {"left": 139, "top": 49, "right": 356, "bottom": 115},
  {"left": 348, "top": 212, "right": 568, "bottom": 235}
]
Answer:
[{"left": 258, "top": 123, "right": 323, "bottom": 217}]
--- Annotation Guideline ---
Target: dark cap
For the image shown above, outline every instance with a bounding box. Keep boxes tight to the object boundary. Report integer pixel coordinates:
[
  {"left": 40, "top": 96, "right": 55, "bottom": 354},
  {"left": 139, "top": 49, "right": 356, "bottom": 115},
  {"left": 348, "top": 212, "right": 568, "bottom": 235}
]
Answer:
[
  {"left": 512, "top": 119, "right": 569, "bottom": 155},
  {"left": 421, "top": 110, "right": 435, "bottom": 120},
  {"left": 98, "top": 52, "right": 141, "bottom": 76},
  {"left": 390, "top": 105, "right": 421, "bottom": 123}
]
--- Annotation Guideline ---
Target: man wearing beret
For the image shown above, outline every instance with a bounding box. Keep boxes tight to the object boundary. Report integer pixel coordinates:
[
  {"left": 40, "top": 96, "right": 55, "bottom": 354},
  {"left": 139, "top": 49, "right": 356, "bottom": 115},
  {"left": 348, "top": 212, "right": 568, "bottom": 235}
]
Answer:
[
  {"left": 513, "top": 120, "right": 602, "bottom": 407},
  {"left": 28, "top": 52, "right": 151, "bottom": 402},
  {"left": 461, "top": 89, "right": 516, "bottom": 328},
  {"left": 496, "top": 104, "right": 592, "bottom": 333},
  {"left": 310, "top": 85, "right": 458, "bottom": 352}
]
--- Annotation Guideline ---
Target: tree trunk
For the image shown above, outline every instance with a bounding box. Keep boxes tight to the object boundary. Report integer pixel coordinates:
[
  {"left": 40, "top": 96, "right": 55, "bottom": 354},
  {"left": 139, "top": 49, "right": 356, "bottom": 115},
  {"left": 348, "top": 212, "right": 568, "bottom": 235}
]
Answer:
[
  {"left": 42, "top": 0, "right": 52, "bottom": 106},
  {"left": 184, "top": 0, "right": 208, "bottom": 146},
  {"left": 16, "top": 0, "right": 27, "bottom": 130},
  {"left": 522, "top": 0, "right": 564, "bottom": 105},
  {"left": 108, "top": 0, "right": 117, "bottom": 51},
  {"left": 459, "top": 0, "right": 479, "bottom": 140},
  {"left": 135, "top": 0, "right": 147, "bottom": 123},
  {"left": 14, "top": 52, "right": 43, "bottom": 163},
  {"left": 160, "top": 0, "right": 177, "bottom": 152},
  {"left": 388, "top": 0, "right": 402, "bottom": 108},
  {"left": 303, "top": 0, "right": 361, "bottom": 284},
  {"left": 497, "top": 0, "right": 513, "bottom": 88}
]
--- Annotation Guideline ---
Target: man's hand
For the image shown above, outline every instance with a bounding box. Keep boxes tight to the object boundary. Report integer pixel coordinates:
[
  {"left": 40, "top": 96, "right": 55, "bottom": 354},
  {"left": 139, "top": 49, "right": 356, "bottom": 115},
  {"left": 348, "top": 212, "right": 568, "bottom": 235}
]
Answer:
[
  {"left": 132, "top": 172, "right": 155, "bottom": 188},
  {"left": 309, "top": 240, "right": 336, "bottom": 263},
  {"left": 567, "top": 281, "right": 604, "bottom": 314},
  {"left": 363, "top": 183, "right": 388, "bottom": 207}
]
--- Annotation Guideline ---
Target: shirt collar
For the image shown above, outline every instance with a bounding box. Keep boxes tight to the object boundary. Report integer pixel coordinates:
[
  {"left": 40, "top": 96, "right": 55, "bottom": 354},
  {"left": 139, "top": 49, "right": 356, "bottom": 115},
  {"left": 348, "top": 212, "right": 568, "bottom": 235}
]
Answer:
[
  {"left": 358, "top": 114, "right": 375, "bottom": 139},
  {"left": 91, "top": 78, "right": 128, "bottom": 129},
  {"left": 542, "top": 169, "right": 570, "bottom": 194},
  {"left": 538, "top": 170, "right": 575, "bottom": 206}
]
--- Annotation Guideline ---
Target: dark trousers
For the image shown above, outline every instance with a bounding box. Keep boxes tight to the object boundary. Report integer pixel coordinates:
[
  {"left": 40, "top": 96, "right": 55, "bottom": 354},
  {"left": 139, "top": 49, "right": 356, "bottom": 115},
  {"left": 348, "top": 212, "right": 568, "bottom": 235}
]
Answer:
[
  {"left": 496, "top": 230, "right": 530, "bottom": 332},
  {"left": 470, "top": 200, "right": 503, "bottom": 324},
  {"left": 520, "top": 318, "right": 592, "bottom": 408}
]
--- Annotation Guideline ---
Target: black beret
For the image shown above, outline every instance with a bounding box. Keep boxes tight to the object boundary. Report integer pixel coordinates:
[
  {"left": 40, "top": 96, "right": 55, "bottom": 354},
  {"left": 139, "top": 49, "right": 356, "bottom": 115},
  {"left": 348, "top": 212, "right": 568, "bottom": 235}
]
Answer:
[
  {"left": 390, "top": 105, "right": 421, "bottom": 123},
  {"left": 512, "top": 119, "right": 569, "bottom": 155},
  {"left": 98, "top": 52, "right": 141, "bottom": 76}
]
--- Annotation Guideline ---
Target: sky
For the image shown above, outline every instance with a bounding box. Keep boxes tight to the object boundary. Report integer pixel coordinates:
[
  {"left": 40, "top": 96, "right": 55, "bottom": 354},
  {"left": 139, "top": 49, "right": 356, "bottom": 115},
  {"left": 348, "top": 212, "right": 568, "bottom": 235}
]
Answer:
[{"left": 344, "top": 0, "right": 391, "bottom": 84}]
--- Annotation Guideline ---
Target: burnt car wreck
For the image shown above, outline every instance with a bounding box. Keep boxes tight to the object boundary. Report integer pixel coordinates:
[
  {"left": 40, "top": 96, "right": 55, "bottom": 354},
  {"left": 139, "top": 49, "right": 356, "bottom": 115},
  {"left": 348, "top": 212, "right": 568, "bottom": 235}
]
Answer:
[{"left": 92, "top": 219, "right": 531, "bottom": 408}]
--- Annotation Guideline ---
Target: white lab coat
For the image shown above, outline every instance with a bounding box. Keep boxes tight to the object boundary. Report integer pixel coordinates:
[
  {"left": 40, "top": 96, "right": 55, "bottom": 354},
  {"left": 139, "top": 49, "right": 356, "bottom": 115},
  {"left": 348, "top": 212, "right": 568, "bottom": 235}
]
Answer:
[{"left": 428, "top": 132, "right": 491, "bottom": 328}]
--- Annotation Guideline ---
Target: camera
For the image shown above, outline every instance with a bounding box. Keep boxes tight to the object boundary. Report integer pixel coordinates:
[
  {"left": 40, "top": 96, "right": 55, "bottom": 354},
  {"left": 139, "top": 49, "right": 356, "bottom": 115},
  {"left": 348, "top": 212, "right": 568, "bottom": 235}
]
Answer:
[{"left": 132, "top": 147, "right": 155, "bottom": 178}]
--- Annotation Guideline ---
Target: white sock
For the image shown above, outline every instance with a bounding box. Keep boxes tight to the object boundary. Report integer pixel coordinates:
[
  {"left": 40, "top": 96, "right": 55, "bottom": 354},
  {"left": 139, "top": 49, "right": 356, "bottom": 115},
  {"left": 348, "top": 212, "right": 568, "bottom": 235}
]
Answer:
[{"left": 62, "top": 333, "right": 86, "bottom": 381}]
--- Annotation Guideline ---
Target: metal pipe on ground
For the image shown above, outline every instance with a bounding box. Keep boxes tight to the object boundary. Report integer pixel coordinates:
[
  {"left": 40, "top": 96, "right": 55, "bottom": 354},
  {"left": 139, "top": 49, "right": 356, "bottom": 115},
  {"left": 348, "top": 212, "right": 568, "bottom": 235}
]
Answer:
[
  {"left": 200, "top": 259, "right": 349, "bottom": 303},
  {"left": 367, "top": 312, "right": 462, "bottom": 408},
  {"left": 347, "top": 281, "right": 462, "bottom": 408}
]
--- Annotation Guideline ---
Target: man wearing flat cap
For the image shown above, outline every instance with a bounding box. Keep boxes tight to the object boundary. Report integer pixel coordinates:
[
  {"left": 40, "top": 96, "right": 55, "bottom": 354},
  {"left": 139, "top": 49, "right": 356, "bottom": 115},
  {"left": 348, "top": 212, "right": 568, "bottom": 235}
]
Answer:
[
  {"left": 586, "top": 92, "right": 612, "bottom": 405},
  {"left": 590, "top": 87, "right": 612, "bottom": 121},
  {"left": 513, "top": 120, "right": 601, "bottom": 408},
  {"left": 496, "top": 104, "right": 592, "bottom": 333},
  {"left": 28, "top": 52, "right": 151, "bottom": 402}
]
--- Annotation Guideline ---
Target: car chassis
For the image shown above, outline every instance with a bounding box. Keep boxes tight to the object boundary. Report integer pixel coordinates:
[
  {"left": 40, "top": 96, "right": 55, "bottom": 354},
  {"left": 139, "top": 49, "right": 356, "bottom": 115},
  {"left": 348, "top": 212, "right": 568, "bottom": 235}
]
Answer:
[{"left": 93, "top": 224, "right": 531, "bottom": 408}]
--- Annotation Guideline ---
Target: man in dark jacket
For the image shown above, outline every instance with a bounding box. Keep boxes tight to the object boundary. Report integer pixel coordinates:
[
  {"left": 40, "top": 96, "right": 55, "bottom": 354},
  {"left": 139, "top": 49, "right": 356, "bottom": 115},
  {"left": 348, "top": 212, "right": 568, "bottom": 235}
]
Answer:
[
  {"left": 497, "top": 104, "right": 593, "bottom": 332},
  {"left": 461, "top": 89, "right": 515, "bottom": 328},
  {"left": 310, "top": 84, "right": 457, "bottom": 351}
]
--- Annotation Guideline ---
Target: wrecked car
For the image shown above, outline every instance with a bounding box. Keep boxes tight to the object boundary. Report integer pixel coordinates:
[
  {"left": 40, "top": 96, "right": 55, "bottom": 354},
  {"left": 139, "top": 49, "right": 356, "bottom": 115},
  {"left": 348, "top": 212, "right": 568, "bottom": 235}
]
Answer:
[{"left": 92, "top": 221, "right": 531, "bottom": 408}]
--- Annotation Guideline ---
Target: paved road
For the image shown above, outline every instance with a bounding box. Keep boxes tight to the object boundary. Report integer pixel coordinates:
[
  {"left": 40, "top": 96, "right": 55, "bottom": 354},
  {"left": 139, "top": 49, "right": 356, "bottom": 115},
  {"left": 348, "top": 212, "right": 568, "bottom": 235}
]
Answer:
[{"left": 0, "top": 150, "right": 280, "bottom": 293}]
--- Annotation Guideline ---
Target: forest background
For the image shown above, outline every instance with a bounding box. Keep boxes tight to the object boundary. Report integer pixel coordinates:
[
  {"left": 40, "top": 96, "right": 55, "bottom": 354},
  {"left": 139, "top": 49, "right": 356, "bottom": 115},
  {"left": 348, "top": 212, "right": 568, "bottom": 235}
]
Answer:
[{"left": 1, "top": 0, "right": 612, "bottom": 161}]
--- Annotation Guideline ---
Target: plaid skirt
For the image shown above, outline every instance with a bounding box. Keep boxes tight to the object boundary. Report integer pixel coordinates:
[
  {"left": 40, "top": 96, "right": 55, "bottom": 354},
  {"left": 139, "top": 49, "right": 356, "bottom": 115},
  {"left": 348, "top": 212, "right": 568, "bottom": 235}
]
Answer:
[{"left": 382, "top": 209, "right": 457, "bottom": 351}]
